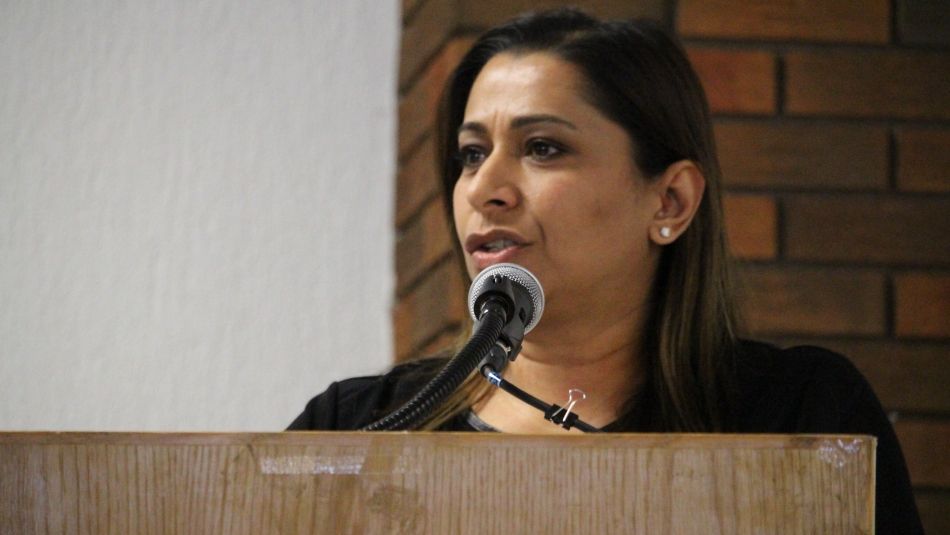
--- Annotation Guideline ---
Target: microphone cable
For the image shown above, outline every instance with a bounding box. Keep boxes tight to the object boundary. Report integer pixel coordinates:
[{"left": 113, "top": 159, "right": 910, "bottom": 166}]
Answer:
[{"left": 482, "top": 365, "right": 603, "bottom": 433}]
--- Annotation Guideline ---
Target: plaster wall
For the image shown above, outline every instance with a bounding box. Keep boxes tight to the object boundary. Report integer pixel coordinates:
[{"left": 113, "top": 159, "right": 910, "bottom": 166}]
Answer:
[{"left": 0, "top": 0, "right": 398, "bottom": 430}]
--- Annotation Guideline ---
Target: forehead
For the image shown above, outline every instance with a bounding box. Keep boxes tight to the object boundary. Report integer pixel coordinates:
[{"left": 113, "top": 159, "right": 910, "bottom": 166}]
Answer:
[{"left": 463, "top": 52, "right": 592, "bottom": 121}]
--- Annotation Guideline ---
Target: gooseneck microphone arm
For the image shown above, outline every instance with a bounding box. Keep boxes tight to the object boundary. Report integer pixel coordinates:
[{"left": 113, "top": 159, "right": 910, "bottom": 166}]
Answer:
[
  {"left": 362, "top": 262, "right": 599, "bottom": 433},
  {"left": 362, "top": 263, "right": 541, "bottom": 431},
  {"left": 361, "top": 297, "right": 508, "bottom": 431}
]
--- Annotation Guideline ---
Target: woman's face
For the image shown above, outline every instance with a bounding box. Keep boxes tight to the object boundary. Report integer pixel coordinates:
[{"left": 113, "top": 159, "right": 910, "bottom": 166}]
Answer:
[{"left": 453, "top": 52, "right": 662, "bottom": 322}]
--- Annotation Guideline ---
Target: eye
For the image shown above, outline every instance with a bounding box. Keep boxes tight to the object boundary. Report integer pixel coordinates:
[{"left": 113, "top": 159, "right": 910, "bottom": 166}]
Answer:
[
  {"left": 526, "top": 139, "right": 564, "bottom": 161},
  {"left": 456, "top": 145, "right": 488, "bottom": 169}
]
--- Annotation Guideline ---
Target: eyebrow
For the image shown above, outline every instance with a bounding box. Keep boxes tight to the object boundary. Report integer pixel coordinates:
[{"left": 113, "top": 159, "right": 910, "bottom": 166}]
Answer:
[{"left": 458, "top": 114, "right": 578, "bottom": 135}]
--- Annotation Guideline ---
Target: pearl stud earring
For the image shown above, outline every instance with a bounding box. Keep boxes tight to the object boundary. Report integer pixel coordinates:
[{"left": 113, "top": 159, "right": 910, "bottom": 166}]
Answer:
[{"left": 660, "top": 227, "right": 672, "bottom": 239}]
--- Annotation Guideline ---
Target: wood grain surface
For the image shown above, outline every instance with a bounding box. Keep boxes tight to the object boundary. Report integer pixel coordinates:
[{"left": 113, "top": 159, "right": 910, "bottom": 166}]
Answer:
[{"left": 0, "top": 432, "right": 875, "bottom": 534}]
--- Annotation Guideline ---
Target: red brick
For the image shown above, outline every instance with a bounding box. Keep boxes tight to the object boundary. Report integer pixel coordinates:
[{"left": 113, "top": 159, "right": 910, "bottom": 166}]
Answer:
[
  {"left": 687, "top": 49, "right": 775, "bottom": 115},
  {"left": 677, "top": 0, "right": 890, "bottom": 43},
  {"left": 916, "top": 491, "right": 950, "bottom": 535},
  {"left": 401, "top": 0, "right": 425, "bottom": 22},
  {"left": 895, "top": 272, "right": 950, "bottom": 338},
  {"left": 776, "top": 338, "right": 950, "bottom": 413},
  {"left": 723, "top": 194, "right": 777, "bottom": 260},
  {"left": 897, "top": 128, "right": 950, "bottom": 193},
  {"left": 399, "top": 86, "right": 430, "bottom": 162},
  {"left": 897, "top": 0, "right": 950, "bottom": 46},
  {"left": 784, "top": 196, "right": 950, "bottom": 265},
  {"left": 399, "top": 38, "right": 475, "bottom": 160},
  {"left": 396, "top": 138, "right": 439, "bottom": 226},
  {"left": 394, "top": 260, "right": 468, "bottom": 360},
  {"left": 739, "top": 267, "right": 885, "bottom": 336},
  {"left": 786, "top": 50, "right": 950, "bottom": 120},
  {"left": 894, "top": 419, "right": 950, "bottom": 488},
  {"left": 716, "top": 122, "right": 888, "bottom": 190},
  {"left": 393, "top": 299, "right": 414, "bottom": 361},
  {"left": 459, "top": 0, "right": 666, "bottom": 29},
  {"left": 396, "top": 198, "right": 455, "bottom": 292},
  {"left": 399, "top": 0, "right": 457, "bottom": 90}
]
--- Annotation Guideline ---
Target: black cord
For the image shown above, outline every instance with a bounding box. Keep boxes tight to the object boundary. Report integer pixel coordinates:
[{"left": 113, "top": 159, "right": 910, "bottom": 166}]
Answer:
[{"left": 483, "top": 367, "right": 602, "bottom": 433}]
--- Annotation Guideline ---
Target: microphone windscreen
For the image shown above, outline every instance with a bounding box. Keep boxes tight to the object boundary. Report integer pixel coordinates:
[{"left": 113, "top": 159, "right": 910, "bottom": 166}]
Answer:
[{"left": 467, "top": 263, "right": 544, "bottom": 333}]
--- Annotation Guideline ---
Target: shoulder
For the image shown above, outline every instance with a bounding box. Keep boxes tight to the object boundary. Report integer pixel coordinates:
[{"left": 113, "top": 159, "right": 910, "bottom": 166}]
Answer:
[
  {"left": 734, "top": 340, "right": 873, "bottom": 433},
  {"left": 735, "top": 340, "right": 924, "bottom": 533},
  {"left": 286, "top": 357, "right": 448, "bottom": 431},
  {"left": 737, "top": 340, "right": 864, "bottom": 388},
  {"left": 332, "top": 357, "right": 446, "bottom": 406}
]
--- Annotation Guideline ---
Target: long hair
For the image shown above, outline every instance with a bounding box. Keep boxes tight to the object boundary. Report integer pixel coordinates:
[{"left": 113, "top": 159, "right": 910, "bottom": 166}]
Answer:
[{"left": 422, "top": 8, "right": 741, "bottom": 431}]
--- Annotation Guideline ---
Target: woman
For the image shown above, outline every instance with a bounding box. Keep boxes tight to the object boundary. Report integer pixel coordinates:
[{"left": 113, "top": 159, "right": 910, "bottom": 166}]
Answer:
[{"left": 289, "top": 9, "right": 922, "bottom": 532}]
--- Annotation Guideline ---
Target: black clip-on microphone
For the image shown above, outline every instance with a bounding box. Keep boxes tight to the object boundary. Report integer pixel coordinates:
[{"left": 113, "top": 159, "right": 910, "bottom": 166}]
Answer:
[{"left": 467, "top": 263, "right": 544, "bottom": 377}]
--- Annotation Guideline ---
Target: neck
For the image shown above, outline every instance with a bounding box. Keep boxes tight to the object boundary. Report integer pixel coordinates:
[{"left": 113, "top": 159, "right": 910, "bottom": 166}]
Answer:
[{"left": 474, "top": 308, "right": 646, "bottom": 433}]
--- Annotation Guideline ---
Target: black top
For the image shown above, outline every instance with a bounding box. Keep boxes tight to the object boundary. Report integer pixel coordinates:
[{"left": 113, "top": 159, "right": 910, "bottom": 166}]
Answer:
[{"left": 288, "top": 340, "right": 923, "bottom": 533}]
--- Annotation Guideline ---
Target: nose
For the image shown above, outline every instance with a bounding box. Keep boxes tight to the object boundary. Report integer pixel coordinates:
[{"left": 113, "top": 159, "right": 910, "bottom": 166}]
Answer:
[{"left": 462, "top": 150, "right": 521, "bottom": 215}]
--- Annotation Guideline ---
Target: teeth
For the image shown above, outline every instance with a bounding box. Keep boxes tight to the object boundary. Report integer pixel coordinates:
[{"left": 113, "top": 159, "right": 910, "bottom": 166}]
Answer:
[{"left": 482, "top": 239, "right": 516, "bottom": 252}]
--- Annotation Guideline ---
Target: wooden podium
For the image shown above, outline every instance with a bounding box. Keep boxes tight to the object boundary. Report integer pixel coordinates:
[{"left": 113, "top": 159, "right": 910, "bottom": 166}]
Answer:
[{"left": 1, "top": 432, "right": 875, "bottom": 534}]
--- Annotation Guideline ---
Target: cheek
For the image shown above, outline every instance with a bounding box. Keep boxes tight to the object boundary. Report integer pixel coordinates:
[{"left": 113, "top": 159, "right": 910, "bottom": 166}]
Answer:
[
  {"left": 525, "top": 179, "right": 571, "bottom": 214},
  {"left": 452, "top": 181, "right": 467, "bottom": 235},
  {"left": 541, "top": 180, "right": 647, "bottom": 252},
  {"left": 533, "top": 180, "right": 613, "bottom": 231}
]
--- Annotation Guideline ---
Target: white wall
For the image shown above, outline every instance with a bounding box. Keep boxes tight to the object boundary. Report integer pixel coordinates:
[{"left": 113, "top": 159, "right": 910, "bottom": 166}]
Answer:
[{"left": 0, "top": 0, "right": 398, "bottom": 431}]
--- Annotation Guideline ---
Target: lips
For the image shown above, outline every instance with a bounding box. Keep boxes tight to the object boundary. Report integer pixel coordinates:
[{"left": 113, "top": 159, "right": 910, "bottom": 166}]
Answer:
[{"left": 464, "top": 230, "right": 529, "bottom": 270}]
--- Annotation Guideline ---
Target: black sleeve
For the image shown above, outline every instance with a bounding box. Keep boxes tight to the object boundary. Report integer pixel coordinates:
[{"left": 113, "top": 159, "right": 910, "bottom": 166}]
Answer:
[
  {"left": 286, "top": 380, "right": 342, "bottom": 430},
  {"left": 285, "top": 376, "right": 391, "bottom": 430},
  {"left": 285, "top": 358, "right": 448, "bottom": 431},
  {"left": 840, "top": 370, "right": 924, "bottom": 535},
  {"left": 790, "top": 347, "right": 923, "bottom": 534}
]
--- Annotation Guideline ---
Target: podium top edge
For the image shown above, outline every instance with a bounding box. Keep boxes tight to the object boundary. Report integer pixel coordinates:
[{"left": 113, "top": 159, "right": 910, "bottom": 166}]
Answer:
[{"left": 0, "top": 431, "right": 876, "bottom": 450}]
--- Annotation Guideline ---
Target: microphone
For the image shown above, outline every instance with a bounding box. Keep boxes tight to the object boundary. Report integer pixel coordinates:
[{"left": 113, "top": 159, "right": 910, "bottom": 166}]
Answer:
[
  {"left": 466, "top": 265, "right": 599, "bottom": 432},
  {"left": 361, "top": 263, "right": 543, "bottom": 431},
  {"left": 467, "top": 262, "right": 544, "bottom": 335},
  {"left": 467, "top": 263, "right": 544, "bottom": 376}
]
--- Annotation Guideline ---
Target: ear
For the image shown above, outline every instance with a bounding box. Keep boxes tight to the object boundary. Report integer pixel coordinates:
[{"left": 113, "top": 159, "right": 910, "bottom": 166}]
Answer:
[{"left": 648, "top": 160, "right": 706, "bottom": 245}]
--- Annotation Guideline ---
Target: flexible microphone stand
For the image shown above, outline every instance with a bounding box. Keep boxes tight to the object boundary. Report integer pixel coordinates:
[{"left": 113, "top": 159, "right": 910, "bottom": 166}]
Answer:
[
  {"left": 361, "top": 299, "right": 508, "bottom": 431},
  {"left": 362, "top": 310, "right": 602, "bottom": 432},
  {"left": 362, "top": 263, "right": 600, "bottom": 433}
]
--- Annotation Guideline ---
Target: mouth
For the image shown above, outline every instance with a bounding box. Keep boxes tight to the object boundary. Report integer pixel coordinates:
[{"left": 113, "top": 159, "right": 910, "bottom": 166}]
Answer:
[
  {"left": 465, "top": 231, "right": 529, "bottom": 270},
  {"left": 479, "top": 238, "right": 520, "bottom": 252}
]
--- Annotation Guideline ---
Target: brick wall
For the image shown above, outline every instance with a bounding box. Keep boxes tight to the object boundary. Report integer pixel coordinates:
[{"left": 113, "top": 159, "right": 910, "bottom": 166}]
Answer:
[{"left": 395, "top": 2, "right": 949, "bottom": 531}]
